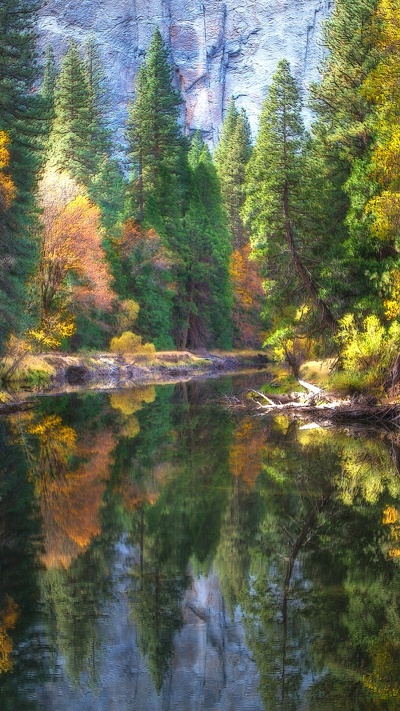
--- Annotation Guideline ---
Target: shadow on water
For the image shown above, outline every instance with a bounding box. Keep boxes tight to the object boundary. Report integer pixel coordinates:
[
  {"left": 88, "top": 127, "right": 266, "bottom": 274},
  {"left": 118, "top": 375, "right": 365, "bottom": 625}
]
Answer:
[{"left": 1, "top": 373, "right": 400, "bottom": 709}]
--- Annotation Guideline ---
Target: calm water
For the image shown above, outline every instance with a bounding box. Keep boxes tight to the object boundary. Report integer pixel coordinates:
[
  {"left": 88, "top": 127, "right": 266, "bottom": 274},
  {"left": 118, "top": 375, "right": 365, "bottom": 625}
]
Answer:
[{"left": 1, "top": 373, "right": 400, "bottom": 710}]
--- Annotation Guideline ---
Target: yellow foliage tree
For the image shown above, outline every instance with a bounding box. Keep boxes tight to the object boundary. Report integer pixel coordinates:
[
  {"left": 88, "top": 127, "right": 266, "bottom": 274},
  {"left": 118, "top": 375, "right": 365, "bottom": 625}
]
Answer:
[
  {"left": 0, "top": 132, "right": 16, "bottom": 211},
  {"left": 32, "top": 168, "right": 115, "bottom": 349},
  {"left": 110, "top": 299, "right": 155, "bottom": 355},
  {"left": 363, "top": 0, "right": 400, "bottom": 317}
]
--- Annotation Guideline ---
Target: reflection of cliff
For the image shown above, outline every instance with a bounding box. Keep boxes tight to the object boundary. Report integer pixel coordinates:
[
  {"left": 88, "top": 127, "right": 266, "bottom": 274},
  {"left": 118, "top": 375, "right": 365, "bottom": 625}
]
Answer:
[{"left": 37, "top": 545, "right": 264, "bottom": 711}]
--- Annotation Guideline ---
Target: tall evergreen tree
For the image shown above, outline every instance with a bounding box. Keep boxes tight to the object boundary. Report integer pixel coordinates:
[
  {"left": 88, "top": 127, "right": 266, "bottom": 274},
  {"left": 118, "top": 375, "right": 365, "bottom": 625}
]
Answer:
[
  {"left": 85, "top": 38, "right": 111, "bottom": 164},
  {"left": 214, "top": 99, "right": 252, "bottom": 248},
  {"left": 41, "top": 45, "right": 57, "bottom": 106},
  {"left": 310, "top": 0, "right": 381, "bottom": 318},
  {"left": 215, "top": 99, "right": 265, "bottom": 347},
  {"left": 49, "top": 41, "right": 94, "bottom": 184},
  {"left": 176, "top": 133, "right": 232, "bottom": 349},
  {"left": 244, "top": 60, "right": 337, "bottom": 338},
  {"left": 126, "top": 28, "right": 187, "bottom": 227},
  {"left": 0, "top": 0, "right": 43, "bottom": 349}
]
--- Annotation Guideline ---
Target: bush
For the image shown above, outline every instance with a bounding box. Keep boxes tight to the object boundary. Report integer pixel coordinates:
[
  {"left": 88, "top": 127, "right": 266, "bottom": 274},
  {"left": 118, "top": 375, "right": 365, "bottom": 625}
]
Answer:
[
  {"left": 328, "top": 371, "right": 369, "bottom": 395},
  {"left": 336, "top": 314, "right": 400, "bottom": 392},
  {"left": 109, "top": 330, "right": 156, "bottom": 355}
]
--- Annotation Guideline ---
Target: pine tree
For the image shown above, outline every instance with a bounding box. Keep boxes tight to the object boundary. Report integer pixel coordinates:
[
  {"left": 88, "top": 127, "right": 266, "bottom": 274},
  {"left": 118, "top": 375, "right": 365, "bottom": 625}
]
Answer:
[
  {"left": 85, "top": 38, "right": 111, "bottom": 164},
  {"left": 0, "top": 0, "right": 43, "bottom": 349},
  {"left": 215, "top": 99, "right": 265, "bottom": 347},
  {"left": 311, "top": 0, "right": 378, "bottom": 160},
  {"left": 176, "top": 133, "right": 232, "bottom": 349},
  {"left": 310, "top": 0, "right": 383, "bottom": 319},
  {"left": 49, "top": 41, "right": 94, "bottom": 184},
  {"left": 244, "top": 60, "right": 337, "bottom": 337},
  {"left": 126, "top": 28, "right": 187, "bottom": 227},
  {"left": 42, "top": 45, "right": 57, "bottom": 106},
  {"left": 214, "top": 99, "right": 252, "bottom": 248}
]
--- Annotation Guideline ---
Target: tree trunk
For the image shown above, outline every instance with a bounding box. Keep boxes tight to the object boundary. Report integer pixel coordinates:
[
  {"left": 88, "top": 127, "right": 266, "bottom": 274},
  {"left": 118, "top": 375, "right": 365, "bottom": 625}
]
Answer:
[{"left": 282, "top": 184, "right": 337, "bottom": 333}]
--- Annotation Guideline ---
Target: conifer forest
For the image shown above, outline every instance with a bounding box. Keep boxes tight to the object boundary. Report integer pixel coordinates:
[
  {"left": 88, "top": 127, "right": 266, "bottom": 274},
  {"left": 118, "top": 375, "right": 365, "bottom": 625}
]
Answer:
[{"left": 1, "top": 0, "right": 400, "bottom": 391}]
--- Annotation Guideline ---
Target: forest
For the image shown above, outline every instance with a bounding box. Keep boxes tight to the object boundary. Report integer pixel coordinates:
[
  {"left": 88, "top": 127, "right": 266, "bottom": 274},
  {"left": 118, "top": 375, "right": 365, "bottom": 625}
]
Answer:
[{"left": 1, "top": 0, "right": 400, "bottom": 394}]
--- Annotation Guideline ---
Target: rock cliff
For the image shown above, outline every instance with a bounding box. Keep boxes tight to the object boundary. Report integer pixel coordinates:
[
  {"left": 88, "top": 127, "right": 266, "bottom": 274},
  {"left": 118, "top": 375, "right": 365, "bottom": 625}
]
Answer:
[{"left": 38, "top": 0, "right": 333, "bottom": 144}]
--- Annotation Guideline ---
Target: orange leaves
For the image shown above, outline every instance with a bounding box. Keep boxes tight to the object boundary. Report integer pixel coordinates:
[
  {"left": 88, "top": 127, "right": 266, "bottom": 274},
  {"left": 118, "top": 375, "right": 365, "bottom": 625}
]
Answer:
[
  {"left": 57, "top": 194, "right": 115, "bottom": 312},
  {"left": 39, "top": 170, "right": 115, "bottom": 312},
  {"left": 120, "top": 219, "right": 173, "bottom": 272},
  {"left": 0, "top": 597, "right": 19, "bottom": 675},
  {"left": 0, "top": 131, "right": 16, "bottom": 211},
  {"left": 36, "top": 169, "right": 115, "bottom": 346},
  {"left": 229, "top": 418, "right": 265, "bottom": 488},
  {"left": 39, "top": 429, "right": 115, "bottom": 570},
  {"left": 229, "top": 244, "right": 265, "bottom": 347}
]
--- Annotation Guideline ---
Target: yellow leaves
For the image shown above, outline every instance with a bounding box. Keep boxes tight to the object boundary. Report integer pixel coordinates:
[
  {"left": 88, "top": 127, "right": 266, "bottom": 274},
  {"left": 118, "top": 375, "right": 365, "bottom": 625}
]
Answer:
[
  {"left": 336, "top": 314, "right": 400, "bottom": 389},
  {"left": 229, "top": 418, "right": 265, "bottom": 487},
  {"left": 109, "top": 387, "right": 156, "bottom": 442},
  {"left": 0, "top": 630, "right": 13, "bottom": 675},
  {"left": 109, "top": 330, "right": 156, "bottom": 355},
  {"left": 110, "top": 386, "right": 156, "bottom": 416},
  {"left": 367, "top": 191, "right": 400, "bottom": 241},
  {"left": 383, "top": 505, "right": 400, "bottom": 525},
  {"left": 336, "top": 438, "right": 398, "bottom": 506},
  {"left": 382, "top": 505, "right": 400, "bottom": 559},
  {"left": 0, "top": 131, "right": 16, "bottom": 210},
  {"left": 363, "top": 1, "right": 400, "bottom": 246},
  {"left": 28, "top": 414, "right": 76, "bottom": 449},
  {"left": 382, "top": 269, "right": 400, "bottom": 320},
  {"left": 28, "top": 316, "right": 75, "bottom": 351},
  {"left": 27, "top": 414, "right": 77, "bottom": 496},
  {"left": 117, "top": 299, "right": 140, "bottom": 332},
  {"left": 363, "top": 639, "right": 400, "bottom": 700},
  {"left": 0, "top": 597, "right": 19, "bottom": 675},
  {"left": 122, "top": 416, "right": 140, "bottom": 439}
]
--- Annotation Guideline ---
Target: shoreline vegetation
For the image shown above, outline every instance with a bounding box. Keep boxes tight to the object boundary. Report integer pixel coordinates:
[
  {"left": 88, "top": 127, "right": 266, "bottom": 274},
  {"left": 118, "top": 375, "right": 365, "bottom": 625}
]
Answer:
[
  {"left": 3, "top": 350, "right": 400, "bottom": 432},
  {"left": 0, "top": 350, "right": 270, "bottom": 413}
]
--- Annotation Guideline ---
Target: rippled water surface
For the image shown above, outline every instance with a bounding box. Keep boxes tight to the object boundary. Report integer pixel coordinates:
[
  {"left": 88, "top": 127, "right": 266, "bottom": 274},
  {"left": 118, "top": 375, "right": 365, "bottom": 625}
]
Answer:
[{"left": 1, "top": 373, "right": 400, "bottom": 710}]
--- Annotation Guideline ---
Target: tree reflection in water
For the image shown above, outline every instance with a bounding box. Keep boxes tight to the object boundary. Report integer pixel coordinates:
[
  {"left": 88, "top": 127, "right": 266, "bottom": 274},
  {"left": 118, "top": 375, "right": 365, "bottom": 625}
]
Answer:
[{"left": 1, "top": 381, "right": 400, "bottom": 709}]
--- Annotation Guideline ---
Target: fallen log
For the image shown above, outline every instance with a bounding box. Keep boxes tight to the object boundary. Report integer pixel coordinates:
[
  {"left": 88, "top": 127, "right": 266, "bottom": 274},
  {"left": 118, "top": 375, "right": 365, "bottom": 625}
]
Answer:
[
  {"left": 250, "top": 398, "right": 400, "bottom": 428},
  {"left": 245, "top": 383, "right": 400, "bottom": 429}
]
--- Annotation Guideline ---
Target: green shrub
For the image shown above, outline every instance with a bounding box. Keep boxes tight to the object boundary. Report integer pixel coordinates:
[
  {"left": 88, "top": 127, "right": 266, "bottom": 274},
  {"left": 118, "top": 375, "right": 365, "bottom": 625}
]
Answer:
[{"left": 335, "top": 314, "right": 400, "bottom": 392}]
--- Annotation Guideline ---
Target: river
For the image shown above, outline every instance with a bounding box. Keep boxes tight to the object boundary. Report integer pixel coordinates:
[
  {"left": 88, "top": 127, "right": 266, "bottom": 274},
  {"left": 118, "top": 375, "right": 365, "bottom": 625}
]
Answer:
[{"left": 1, "top": 372, "right": 400, "bottom": 710}]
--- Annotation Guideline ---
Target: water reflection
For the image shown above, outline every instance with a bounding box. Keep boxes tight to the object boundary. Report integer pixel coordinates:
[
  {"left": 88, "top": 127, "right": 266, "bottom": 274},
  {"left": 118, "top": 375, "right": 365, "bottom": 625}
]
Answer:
[{"left": 1, "top": 377, "right": 400, "bottom": 708}]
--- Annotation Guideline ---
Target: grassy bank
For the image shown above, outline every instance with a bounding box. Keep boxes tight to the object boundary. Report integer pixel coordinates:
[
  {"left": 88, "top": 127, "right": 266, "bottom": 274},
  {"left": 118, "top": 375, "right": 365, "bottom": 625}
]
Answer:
[{"left": 0, "top": 349, "right": 269, "bottom": 399}]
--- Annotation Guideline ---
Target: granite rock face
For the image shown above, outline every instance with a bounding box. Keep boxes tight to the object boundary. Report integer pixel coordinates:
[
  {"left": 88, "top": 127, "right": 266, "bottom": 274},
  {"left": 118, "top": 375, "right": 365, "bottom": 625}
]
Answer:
[{"left": 38, "top": 0, "right": 333, "bottom": 144}]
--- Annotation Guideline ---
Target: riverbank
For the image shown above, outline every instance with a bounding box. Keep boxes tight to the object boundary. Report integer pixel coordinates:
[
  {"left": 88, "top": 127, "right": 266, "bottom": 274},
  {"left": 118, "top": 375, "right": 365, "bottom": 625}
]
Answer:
[{"left": 0, "top": 349, "right": 270, "bottom": 412}]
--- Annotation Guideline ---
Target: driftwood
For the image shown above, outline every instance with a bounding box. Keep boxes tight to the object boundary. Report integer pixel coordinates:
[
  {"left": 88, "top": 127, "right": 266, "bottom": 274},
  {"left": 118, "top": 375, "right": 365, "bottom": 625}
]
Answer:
[
  {"left": 242, "top": 381, "right": 400, "bottom": 429},
  {"left": 0, "top": 400, "right": 37, "bottom": 415}
]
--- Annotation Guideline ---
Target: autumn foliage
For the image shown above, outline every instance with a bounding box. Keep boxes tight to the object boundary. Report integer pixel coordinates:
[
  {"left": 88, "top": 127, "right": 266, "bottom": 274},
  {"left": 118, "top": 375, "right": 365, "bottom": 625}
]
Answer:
[
  {"left": 119, "top": 220, "right": 173, "bottom": 271},
  {"left": 229, "top": 418, "right": 266, "bottom": 488},
  {"left": 0, "top": 596, "right": 19, "bottom": 675},
  {"left": 230, "top": 244, "right": 265, "bottom": 347},
  {"left": 33, "top": 169, "right": 115, "bottom": 348},
  {"left": 0, "top": 132, "right": 16, "bottom": 211}
]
